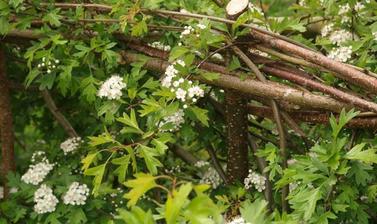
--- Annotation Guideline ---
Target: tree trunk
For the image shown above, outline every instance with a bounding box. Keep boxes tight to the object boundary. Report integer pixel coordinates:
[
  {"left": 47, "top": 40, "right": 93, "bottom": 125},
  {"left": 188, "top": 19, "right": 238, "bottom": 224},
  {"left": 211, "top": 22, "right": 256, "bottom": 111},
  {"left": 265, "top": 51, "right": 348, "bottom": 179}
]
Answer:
[{"left": 0, "top": 47, "right": 15, "bottom": 198}]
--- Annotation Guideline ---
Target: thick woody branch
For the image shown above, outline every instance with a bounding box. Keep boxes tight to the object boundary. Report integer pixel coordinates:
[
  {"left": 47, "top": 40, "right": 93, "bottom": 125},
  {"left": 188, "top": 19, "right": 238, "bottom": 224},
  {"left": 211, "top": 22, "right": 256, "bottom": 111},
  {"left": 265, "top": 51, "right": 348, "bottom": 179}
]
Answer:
[
  {"left": 170, "top": 145, "right": 199, "bottom": 165},
  {"left": 250, "top": 30, "right": 377, "bottom": 93},
  {"left": 0, "top": 48, "right": 15, "bottom": 198},
  {"left": 248, "top": 105, "right": 377, "bottom": 129},
  {"left": 120, "top": 51, "right": 348, "bottom": 112},
  {"left": 261, "top": 66, "right": 377, "bottom": 113},
  {"left": 41, "top": 90, "right": 78, "bottom": 138}
]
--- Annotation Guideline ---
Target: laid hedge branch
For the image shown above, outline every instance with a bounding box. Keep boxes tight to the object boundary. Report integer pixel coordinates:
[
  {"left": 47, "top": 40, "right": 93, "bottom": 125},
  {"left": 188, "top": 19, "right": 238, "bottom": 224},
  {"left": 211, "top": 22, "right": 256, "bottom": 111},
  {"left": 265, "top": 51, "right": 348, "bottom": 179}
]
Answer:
[
  {"left": 248, "top": 105, "right": 377, "bottom": 129},
  {"left": 0, "top": 48, "right": 15, "bottom": 198},
  {"left": 250, "top": 30, "right": 377, "bottom": 93},
  {"left": 121, "top": 50, "right": 348, "bottom": 112}
]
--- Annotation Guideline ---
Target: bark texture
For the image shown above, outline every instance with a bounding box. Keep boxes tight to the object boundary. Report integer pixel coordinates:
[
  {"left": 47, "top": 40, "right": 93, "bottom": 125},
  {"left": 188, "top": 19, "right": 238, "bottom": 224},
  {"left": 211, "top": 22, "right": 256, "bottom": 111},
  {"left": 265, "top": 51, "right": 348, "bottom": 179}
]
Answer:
[
  {"left": 0, "top": 48, "right": 15, "bottom": 198},
  {"left": 225, "top": 90, "right": 249, "bottom": 182}
]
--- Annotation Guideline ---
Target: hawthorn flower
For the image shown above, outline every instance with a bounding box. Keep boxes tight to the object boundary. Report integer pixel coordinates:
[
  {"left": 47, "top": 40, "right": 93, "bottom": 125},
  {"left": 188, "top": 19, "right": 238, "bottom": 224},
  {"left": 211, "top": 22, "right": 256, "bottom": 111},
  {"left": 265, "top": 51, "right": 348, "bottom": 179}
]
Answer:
[
  {"left": 34, "top": 184, "right": 59, "bottom": 214},
  {"left": 194, "top": 160, "right": 210, "bottom": 168},
  {"left": 180, "top": 26, "right": 194, "bottom": 38},
  {"left": 63, "top": 182, "right": 90, "bottom": 205},
  {"left": 97, "top": 75, "right": 127, "bottom": 100},
  {"left": 37, "top": 57, "right": 60, "bottom": 73},
  {"left": 200, "top": 167, "right": 222, "bottom": 189},
  {"left": 147, "top": 41, "right": 171, "bottom": 51},
  {"left": 244, "top": 169, "right": 266, "bottom": 192},
  {"left": 197, "top": 23, "right": 206, "bottom": 30},
  {"left": 60, "top": 137, "right": 82, "bottom": 155},
  {"left": 227, "top": 216, "right": 250, "bottom": 224},
  {"left": 321, "top": 23, "right": 334, "bottom": 37},
  {"left": 329, "top": 30, "right": 352, "bottom": 46},
  {"left": 188, "top": 86, "right": 205, "bottom": 99},
  {"left": 21, "top": 160, "right": 54, "bottom": 185},
  {"left": 355, "top": 2, "right": 365, "bottom": 11},
  {"left": 339, "top": 4, "right": 350, "bottom": 14},
  {"left": 159, "top": 109, "right": 185, "bottom": 131},
  {"left": 327, "top": 46, "right": 353, "bottom": 62}
]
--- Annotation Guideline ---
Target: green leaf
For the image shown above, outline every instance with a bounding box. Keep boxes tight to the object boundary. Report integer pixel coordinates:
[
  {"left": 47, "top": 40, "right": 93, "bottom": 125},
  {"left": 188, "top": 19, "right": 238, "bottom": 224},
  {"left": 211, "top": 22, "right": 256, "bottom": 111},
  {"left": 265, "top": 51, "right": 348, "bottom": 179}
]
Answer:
[
  {"left": 183, "top": 194, "right": 223, "bottom": 224},
  {"left": 116, "top": 207, "right": 156, "bottom": 224},
  {"left": 138, "top": 145, "right": 162, "bottom": 175},
  {"left": 81, "top": 153, "right": 98, "bottom": 171},
  {"left": 131, "top": 18, "right": 148, "bottom": 37},
  {"left": 240, "top": 199, "right": 271, "bottom": 224},
  {"left": 330, "top": 109, "right": 359, "bottom": 138},
  {"left": 84, "top": 164, "right": 106, "bottom": 196},
  {"left": 345, "top": 143, "right": 377, "bottom": 164},
  {"left": 165, "top": 183, "right": 192, "bottom": 224},
  {"left": 123, "top": 173, "right": 158, "bottom": 207},
  {"left": 228, "top": 56, "right": 241, "bottom": 71},
  {"left": 189, "top": 106, "right": 209, "bottom": 126},
  {"left": 112, "top": 155, "right": 131, "bottom": 183},
  {"left": 117, "top": 109, "right": 143, "bottom": 134},
  {"left": 42, "top": 9, "right": 62, "bottom": 27},
  {"left": 169, "top": 46, "right": 189, "bottom": 61},
  {"left": 88, "top": 134, "right": 114, "bottom": 146},
  {"left": 68, "top": 208, "right": 87, "bottom": 224},
  {"left": 201, "top": 72, "right": 220, "bottom": 81}
]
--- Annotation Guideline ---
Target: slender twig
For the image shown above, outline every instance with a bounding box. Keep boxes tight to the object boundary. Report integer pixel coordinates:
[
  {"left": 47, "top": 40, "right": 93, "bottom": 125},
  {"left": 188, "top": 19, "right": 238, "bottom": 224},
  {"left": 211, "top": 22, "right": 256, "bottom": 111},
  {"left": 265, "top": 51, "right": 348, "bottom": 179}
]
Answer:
[
  {"left": 207, "top": 144, "right": 228, "bottom": 183},
  {"left": 41, "top": 90, "right": 79, "bottom": 138}
]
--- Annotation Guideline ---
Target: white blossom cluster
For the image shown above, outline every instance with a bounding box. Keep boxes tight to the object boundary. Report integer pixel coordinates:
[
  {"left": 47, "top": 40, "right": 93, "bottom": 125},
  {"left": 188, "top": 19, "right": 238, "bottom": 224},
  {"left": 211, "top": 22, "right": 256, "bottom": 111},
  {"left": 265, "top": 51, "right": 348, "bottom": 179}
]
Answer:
[
  {"left": 321, "top": 23, "right": 334, "bottom": 37},
  {"left": 339, "top": 4, "right": 350, "bottom": 14},
  {"left": 147, "top": 41, "right": 171, "bottom": 51},
  {"left": 226, "top": 216, "right": 250, "bottom": 224},
  {"left": 97, "top": 75, "right": 127, "bottom": 100},
  {"left": 31, "top": 151, "right": 46, "bottom": 163},
  {"left": 328, "top": 46, "right": 353, "bottom": 62},
  {"left": 194, "top": 160, "right": 210, "bottom": 168},
  {"left": 159, "top": 109, "right": 185, "bottom": 132},
  {"left": 63, "top": 182, "right": 90, "bottom": 205},
  {"left": 355, "top": 2, "right": 365, "bottom": 11},
  {"left": 244, "top": 169, "right": 266, "bottom": 192},
  {"left": 329, "top": 30, "right": 352, "bottom": 46},
  {"left": 37, "top": 57, "right": 60, "bottom": 74},
  {"left": 180, "top": 26, "right": 195, "bottom": 39},
  {"left": 60, "top": 137, "right": 82, "bottom": 155},
  {"left": 164, "top": 165, "right": 182, "bottom": 174},
  {"left": 21, "top": 160, "right": 54, "bottom": 185},
  {"left": 200, "top": 167, "right": 222, "bottom": 189},
  {"left": 33, "top": 184, "right": 59, "bottom": 214},
  {"left": 161, "top": 60, "right": 205, "bottom": 108}
]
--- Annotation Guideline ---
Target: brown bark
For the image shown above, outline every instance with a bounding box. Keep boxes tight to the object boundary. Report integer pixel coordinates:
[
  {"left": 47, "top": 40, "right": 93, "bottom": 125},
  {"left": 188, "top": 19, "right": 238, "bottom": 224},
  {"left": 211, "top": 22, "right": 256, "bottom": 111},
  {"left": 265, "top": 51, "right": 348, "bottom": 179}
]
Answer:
[
  {"left": 250, "top": 30, "right": 377, "bottom": 93},
  {"left": 261, "top": 66, "right": 377, "bottom": 113},
  {"left": 0, "top": 48, "right": 15, "bottom": 198},
  {"left": 225, "top": 90, "right": 249, "bottom": 182},
  {"left": 121, "top": 51, "right": 348, "bottom": 112},
  {"left": 247, "top": 105, "right": 377, "bottom": 129}
]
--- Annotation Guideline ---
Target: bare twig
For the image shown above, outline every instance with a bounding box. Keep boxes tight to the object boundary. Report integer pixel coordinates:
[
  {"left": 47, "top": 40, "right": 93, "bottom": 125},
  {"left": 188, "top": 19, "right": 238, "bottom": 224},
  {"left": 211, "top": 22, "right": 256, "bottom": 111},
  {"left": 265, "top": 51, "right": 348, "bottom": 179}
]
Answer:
[{"left": 41, "top": 90, "right": 78, "bottom": 138}]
